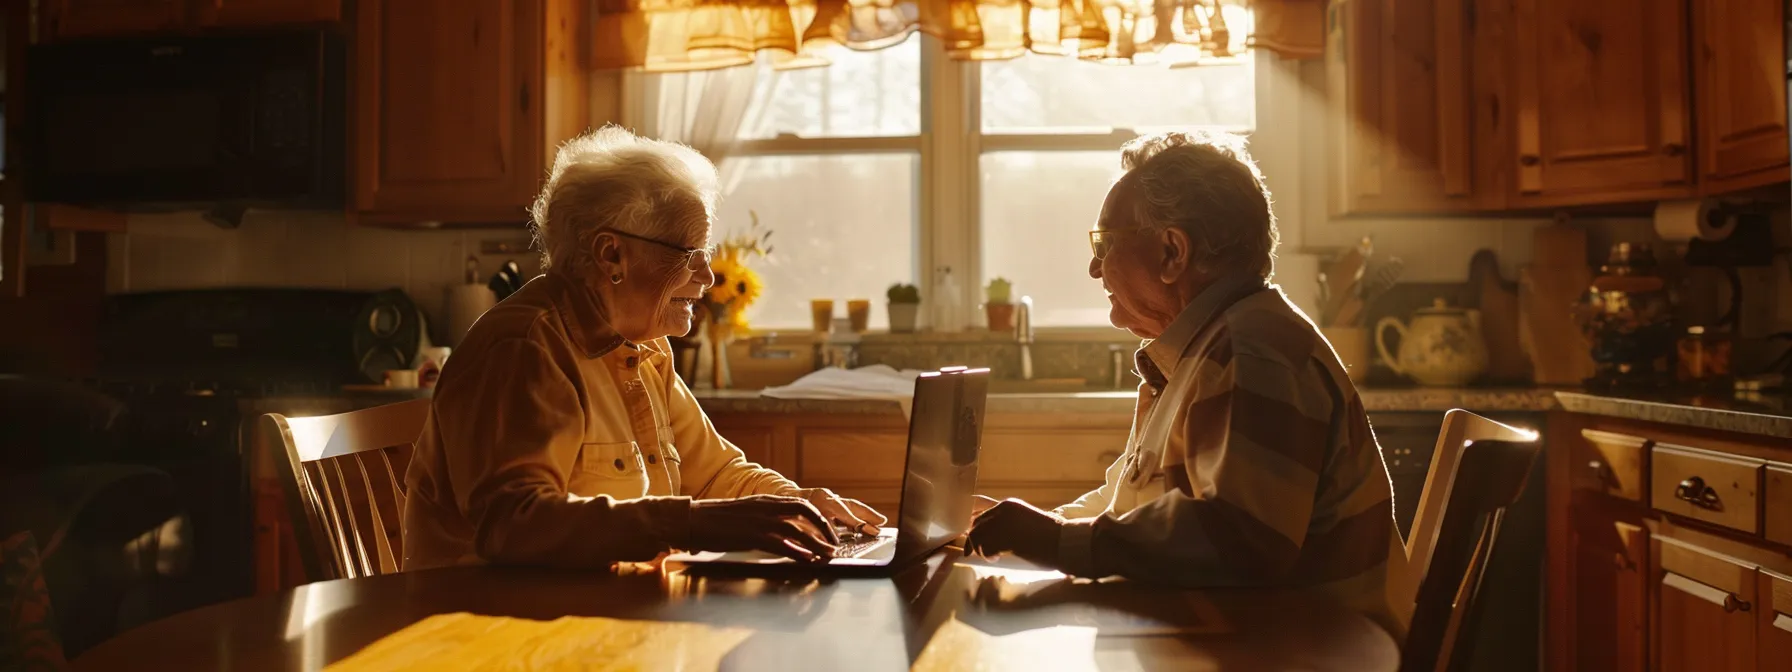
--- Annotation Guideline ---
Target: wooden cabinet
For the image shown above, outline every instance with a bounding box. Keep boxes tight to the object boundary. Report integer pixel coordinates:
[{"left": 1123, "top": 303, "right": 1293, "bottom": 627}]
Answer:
[
  {"left": 1654, "top": 536, "right": 1757, "bottom": 672},
  {"left": 196, "top": 0, "right": 340, "bottom": 28},
  {"left": 1760, "top": 570, "right": 1792, "bottom": 665},
  {"left": 353, "top": 0, "right": 587, "bottom": 225},
  {"left": 45, "top": 0, "right": 185, "bottom": 38},
  {"left": 707, "top": 410, "right": 1127, "bottom": 519},
  {"left": 1691, "top": 0, "right": 1791, "bottom": 194},
  {"left": 1568, "top": 514, "right": 1649, "bottom": 672},
  {"left": 45, "top": 0, "right": 337, "bottom": 38},
  {"left": 1509, "top": 0, "right": 1692, "bottom": 207},
  {"left": 1326, "top": 0, "right": 1483, "bottom": 215}
]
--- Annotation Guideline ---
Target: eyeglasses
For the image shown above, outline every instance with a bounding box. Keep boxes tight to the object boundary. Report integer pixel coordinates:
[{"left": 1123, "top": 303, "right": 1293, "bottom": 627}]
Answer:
[
  {"left": 601, "top": 229, "right": 715, "bottom": 271},
  {"left": 1088, "top": 228, "right": 1145, "bottom": 261}
]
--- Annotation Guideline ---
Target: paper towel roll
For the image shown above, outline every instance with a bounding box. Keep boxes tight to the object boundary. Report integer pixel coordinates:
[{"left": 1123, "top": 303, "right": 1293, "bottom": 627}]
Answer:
[
  {"left": 445, "top": 284, "right": 497, "bottom": 347},
  {"left": 1653, "top": 198, "right": 1715, "bottom": 241},
  {"left": 1272, "top": 253, "right": 1323, "bottom": 321}
]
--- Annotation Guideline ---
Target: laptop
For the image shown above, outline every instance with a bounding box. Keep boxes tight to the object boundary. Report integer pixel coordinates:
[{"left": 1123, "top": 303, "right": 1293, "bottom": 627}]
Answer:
[{"left": 668, "top": 367, "right": 989, "bottom": 570}]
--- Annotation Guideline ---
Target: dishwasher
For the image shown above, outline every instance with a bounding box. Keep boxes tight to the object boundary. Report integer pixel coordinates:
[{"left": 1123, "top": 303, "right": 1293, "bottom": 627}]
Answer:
[{"left": 1371, "top": 410, "right": 1547, "bottom": 672}]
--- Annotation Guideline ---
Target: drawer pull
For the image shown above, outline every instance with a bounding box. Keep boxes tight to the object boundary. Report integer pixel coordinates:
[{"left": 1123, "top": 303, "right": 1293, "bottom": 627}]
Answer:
[
  {"left": 1587, "top": 460, "right": 1610, "bottom": 483},
  {"left": 1663, "top": 572, "right": 1750, "bottom": 612},
  {"left": 1674, "top": 476, "right": 1723, "bottom": 511}
]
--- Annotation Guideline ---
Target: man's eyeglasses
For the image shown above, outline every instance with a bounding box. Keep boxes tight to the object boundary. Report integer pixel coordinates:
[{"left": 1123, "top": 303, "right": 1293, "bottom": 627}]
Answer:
[
  {"left": 601, "top": 229, "right": 715, "bottom": 272},
  {"left": 1087, "top": 228, "right": 1145, "bottom": 261}
]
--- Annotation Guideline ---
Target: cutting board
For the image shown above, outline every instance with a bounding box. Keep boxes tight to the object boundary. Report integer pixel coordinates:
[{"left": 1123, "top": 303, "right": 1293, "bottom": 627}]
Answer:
[
  {"left": 1463, "top": 250, "right": 1531, "bottom": 383},
  {"left": 1521, "top": 264, "right": 1596, "bottom": 386}
]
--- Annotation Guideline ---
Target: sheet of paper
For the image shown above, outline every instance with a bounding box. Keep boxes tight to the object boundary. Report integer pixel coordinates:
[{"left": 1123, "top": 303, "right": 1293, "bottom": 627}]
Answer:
[
  {"left": 325, "top": 612, "right": 752, "bottom": 672},
  {"left": 911, "top": 618, "right": 1099, "bottom": 672}
]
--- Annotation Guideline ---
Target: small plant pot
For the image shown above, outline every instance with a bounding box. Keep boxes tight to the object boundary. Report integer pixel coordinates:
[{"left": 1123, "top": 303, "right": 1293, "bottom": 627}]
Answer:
[
  {"left": 985, "top": 303, "right": 1016, "bottom": 332},
  {"left": 888, "top": 303, "right": 920, "bottom": 333}
]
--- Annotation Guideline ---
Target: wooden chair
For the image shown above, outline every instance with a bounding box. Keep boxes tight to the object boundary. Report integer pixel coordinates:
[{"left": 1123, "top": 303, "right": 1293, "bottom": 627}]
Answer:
[
  {"left": 263, "top": 399, "right": 430, "bottom": 583},
  {"left": 1394, "top": 409, "right": 1542, "bottom": 672}
]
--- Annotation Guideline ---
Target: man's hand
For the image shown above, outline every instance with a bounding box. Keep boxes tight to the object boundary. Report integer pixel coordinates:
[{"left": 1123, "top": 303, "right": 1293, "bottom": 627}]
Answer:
[
  {"left": 965, "top": 498, "right": 1065, "bottom": 566},
  {"left": 800, "top": 488, "right": 888, "bottom": 537},
  {"left": 688, "top": 495, "right": 838, "bottom": 562}
]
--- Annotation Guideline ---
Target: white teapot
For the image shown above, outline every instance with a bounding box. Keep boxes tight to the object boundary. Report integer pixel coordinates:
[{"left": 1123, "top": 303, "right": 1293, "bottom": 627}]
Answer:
[{"left": 1374, "top": 299, "right": 1489, "bottom": 387}]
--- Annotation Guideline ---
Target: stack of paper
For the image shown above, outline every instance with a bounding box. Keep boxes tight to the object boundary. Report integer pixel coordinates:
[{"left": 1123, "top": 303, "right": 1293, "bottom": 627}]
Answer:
[
  {"left": 911, "top": 618, "right": 1099, "bottom": 672},
  {"left": 325, "top": 612, "right": 750, "bottom": 671},
  {"left": 759, "top": 365, "right": 921, "bottom": 400}
]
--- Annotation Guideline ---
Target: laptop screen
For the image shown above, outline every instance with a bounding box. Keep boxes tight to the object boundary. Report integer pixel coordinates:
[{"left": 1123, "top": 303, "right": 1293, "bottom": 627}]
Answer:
[{"left": 893, "top": 368, "right": 989, "bottom": 563}]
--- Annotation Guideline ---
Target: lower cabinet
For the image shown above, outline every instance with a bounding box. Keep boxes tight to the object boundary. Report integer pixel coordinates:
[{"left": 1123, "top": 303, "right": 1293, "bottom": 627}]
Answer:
[
  {"left": 1760, "top": 571, "right": 1792, "bottom": 663},
  {"left": 1653, "top": 536, "right": 1757, "bottom": 672},
  {"left": 1569, "top": 513, "right": 1648, "bottom": 672},
  {"left": 707, "top": 410, "right": 1129, "bottom": 517}
]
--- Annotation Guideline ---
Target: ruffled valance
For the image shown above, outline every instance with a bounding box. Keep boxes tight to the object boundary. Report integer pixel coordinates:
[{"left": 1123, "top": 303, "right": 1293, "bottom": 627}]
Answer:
[{"left": 593, "top": 0, "right": 1324, "bottom": 71}]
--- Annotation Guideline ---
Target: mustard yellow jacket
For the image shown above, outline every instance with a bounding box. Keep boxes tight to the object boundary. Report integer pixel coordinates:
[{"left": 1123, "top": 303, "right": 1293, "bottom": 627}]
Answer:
[{"left": 402, "top": 272, "right": 799, "bottom": 570}]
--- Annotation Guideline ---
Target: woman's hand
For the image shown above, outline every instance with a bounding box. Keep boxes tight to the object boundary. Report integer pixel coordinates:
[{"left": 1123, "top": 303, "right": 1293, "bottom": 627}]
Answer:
[
  {"left": 688, "top": 495, "right": 839, "bottom": 562},
  {"left": 800, "top": 488, "right": 888, "bottom": 537}
]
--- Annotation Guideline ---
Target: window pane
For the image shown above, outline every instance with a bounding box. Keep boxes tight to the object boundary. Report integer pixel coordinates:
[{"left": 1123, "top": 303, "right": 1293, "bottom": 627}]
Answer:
[
  {"left": 739, "top": 39, "right": 922, "bottom": 139},
  {"left": 980, "top": 56, "right": 1254, "bottom": 133},
  {"left": 718, "top": 154, "right": 918, "bottom": 330},
  {"left": 980, "top": 151, "right": 1121, "bottom": 328}
]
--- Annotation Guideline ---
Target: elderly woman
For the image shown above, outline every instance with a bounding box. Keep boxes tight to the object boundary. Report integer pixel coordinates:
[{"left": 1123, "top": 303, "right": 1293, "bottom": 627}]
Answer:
[
  {"left": 403, "top": 127, "right": 883, "bottom": 571},
  {"left": 966, "top": 131, "right": 1400, "bottom": 634}
]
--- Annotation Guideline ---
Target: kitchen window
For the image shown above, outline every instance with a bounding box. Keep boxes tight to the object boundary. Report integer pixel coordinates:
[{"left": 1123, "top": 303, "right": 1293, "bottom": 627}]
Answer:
[{"left": 625, "top": 31, "right": 1257, "bottom": 332}]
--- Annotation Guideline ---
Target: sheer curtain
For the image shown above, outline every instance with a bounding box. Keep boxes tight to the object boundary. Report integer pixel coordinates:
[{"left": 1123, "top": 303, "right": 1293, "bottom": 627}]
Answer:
[{"left": 623, "top": 65, "right": 764, "bottom": 193}]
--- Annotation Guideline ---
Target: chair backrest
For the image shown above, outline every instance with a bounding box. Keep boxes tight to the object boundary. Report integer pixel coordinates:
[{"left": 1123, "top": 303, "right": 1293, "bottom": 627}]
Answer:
[
  {"left": 263, "top": 399, "right": 430, "bottom": 583},
  {"left": 1395, "top": 409, "right": 1541, "bottom": 672}
]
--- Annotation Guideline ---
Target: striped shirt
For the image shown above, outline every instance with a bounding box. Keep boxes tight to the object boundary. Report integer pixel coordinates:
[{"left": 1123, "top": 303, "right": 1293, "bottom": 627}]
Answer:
[{"left": 1054, "top": 274, "right": 1400, "bottom": 635}]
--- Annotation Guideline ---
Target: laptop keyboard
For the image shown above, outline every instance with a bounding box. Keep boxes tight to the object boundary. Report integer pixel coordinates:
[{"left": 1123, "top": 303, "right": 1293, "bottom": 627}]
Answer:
[{"left": 832, "top": 528, "right": 883, "bottom": 558}]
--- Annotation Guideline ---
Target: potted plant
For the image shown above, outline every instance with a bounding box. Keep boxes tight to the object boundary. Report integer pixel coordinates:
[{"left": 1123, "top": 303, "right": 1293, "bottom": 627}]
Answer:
[
  {"left": 985, "top": 277, "right": 1016, "bottom": 332},
  {"left": 886, "top": 283, "right": 921, "bottom": 333}
]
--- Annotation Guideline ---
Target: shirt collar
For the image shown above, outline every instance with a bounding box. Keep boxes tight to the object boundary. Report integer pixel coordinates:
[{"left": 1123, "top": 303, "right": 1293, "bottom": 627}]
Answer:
[
  {"left": 1138, "top": 273, "right": 1268, "bottom": 380},
  {"left": 542, "top": 271, "right": 628, "bottom": 359}
]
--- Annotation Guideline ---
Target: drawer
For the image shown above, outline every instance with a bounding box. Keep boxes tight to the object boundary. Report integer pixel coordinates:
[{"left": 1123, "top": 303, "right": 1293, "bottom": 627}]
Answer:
[
  {"left": 1574, "top": 429, "right": 1650, "bottom": 502},
  {"left": 1767, "top": 464, "right": 1792, "bottom": 547},
  {"left": 979, "top": 429, "right": 1128, "bottom": 483},
  {"left": 1651, "top": 444, "right": 1765, "bottom": 534},
  {"left": 798, "top": 429, "right": 907, "bottom": 482}
]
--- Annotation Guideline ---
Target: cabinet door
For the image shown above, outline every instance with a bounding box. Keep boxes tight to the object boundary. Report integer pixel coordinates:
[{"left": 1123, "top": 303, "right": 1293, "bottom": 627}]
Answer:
[
  {"left": 196, "top": 0, "right": 340, "bottom": 28},
  {"left": 1510, "top": 0, "right": 1692, "bottom": 206},
  {"left": 354, "top": 0, "right": 542, "bottom": 222},
  {"left": 1327, "top": 0, "right": 1479, "bottom": 215},
  {"left": 1762, "top": 571, "right": 1792, "bottom": 666},
  {"left": 1692, "top": 0, "right": 1791, "bottom": 194},
  {"left": 1655, "top": 536, "right": 1757, "bottom": 672},
  {"left": 1569, "top": 517, "right": 1647, "bottom": 672},
  {"left": 45, "top": 0, "right": 185, "bottom": 38}
]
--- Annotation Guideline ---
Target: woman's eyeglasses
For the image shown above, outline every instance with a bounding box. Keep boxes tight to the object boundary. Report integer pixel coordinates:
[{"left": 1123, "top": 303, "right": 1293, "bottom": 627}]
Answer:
[
  {"left": 1087, "top": 228, "right": 1144, "bottom": 261},
  {"left": 601, "top": 229, "right": 715, "bottom": 272}
]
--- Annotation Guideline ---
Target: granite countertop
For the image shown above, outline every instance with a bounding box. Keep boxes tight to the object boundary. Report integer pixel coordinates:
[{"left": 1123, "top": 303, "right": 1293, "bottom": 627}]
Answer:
[{"left": 694, "top": 386, "right": 1792, "bottom": 439}]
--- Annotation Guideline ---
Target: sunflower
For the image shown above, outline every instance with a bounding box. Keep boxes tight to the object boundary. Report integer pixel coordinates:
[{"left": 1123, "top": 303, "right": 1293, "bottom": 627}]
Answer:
[{"left": 706, "top": 256, "right": 747, "bottom": 306}]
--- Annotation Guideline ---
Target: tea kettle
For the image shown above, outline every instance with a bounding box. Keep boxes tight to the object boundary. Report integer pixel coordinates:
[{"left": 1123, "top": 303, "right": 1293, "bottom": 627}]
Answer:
[{"left": 1375, "top": 299, "right": 1489, "bottom": 386}]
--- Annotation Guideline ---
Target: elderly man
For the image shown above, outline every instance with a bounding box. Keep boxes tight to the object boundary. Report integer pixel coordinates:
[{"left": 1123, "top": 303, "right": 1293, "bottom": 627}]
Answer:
[
  {"left": 403, "top": 127, "right": 883, "bottom": 571},
  {"left": 967, "top": 132, "right": 1398, "bottom": 632}
]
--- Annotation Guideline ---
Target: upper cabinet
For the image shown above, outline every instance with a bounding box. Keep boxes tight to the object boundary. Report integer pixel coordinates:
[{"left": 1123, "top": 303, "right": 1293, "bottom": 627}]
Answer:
[
  {"left": 1330, "top": 0, "right": 1790, "bottom": 216},
  {"left": 1691, "top": 0, "right": 1790, "bottom": 194},
  {"left": 44, "top": 0, "right": 338, "bottom": 38},
  {"left": 352, "top": 0, "right": 588, "bottom": 225},
  {"left": 1509, "top": 0, "right": 1692, "bottom": 207},
  {"left": 44, "top": 0, "right": 185, "bottom": 38},
  {"left": 1327, "top": 0, "right": 1485, "bottom": 215}
]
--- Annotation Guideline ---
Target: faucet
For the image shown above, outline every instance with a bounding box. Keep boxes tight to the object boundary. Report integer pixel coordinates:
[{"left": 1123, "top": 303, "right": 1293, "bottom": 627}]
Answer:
[{"left": 1016, "top": 295, "right": 1034, "bottom": 381}]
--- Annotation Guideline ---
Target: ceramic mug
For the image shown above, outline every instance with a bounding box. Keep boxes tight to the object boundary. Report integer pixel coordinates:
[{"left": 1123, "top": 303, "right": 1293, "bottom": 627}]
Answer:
[
  {"left": 1322, "top": 327, "right": 1370, "bottom": 384},
  {"left": 385, "top": 369, "right": 420, "bottom": 389}
]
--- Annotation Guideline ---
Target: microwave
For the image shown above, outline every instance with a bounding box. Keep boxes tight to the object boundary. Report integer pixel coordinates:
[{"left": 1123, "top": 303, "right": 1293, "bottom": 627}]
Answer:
[{"left": 24, "top": 30, "right": 345, "bottom": 210}]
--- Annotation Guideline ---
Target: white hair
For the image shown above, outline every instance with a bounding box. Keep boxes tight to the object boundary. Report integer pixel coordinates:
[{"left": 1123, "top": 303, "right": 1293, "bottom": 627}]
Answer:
[
  {"left": 529, "top": 125, "right": 719, "bottom": 273},
  {"left": 1118, "top": 130, "right": 1279, "bottom": 277}
]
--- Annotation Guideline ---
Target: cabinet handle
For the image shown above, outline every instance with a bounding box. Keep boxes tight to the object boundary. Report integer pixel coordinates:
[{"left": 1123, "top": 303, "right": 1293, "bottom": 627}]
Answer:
[
  {"left": 1519, "top": 154, "right": 1540, "bottom": 167},
  {"left": 1663, "top": 143, "right": 1685, "bottom": 157},
  {"left": 1611, "top": 551, "right": 1636, "bottom": 572},
  {"left": 1663, "top": 572, "right": 1751, "bottom": 612},
  {"left": 1674, "top": 476, "right": 1723, "bottom": 511},
  {"left": 1587, "top": 459, "right": 1610, "bottom": 483}
]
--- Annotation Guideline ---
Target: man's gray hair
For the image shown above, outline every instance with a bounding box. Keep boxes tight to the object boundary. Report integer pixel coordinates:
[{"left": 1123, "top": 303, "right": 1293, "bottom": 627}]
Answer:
[
  {"left": 1118, "top": 131, "right": 1278, "bottom": 277},
  {"left": 529, "top": 125, "right": 719, "bottom": 273}
]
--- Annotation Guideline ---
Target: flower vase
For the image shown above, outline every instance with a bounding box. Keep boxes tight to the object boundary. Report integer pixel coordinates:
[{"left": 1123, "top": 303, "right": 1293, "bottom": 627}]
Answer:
[{"left": 706, "top": 323, "right": 734, "bottom": 390}]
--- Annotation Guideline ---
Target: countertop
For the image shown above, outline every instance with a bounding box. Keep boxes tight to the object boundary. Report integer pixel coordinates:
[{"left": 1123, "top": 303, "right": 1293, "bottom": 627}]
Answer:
[{"left": 693, "top": 386, "right": 1792, "bottom": 439}]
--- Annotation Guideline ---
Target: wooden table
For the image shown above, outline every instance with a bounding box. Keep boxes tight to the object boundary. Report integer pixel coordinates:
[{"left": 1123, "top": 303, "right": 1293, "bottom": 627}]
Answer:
[{"left": 75, "top": 554, "right": 1398, "bottom": 671}]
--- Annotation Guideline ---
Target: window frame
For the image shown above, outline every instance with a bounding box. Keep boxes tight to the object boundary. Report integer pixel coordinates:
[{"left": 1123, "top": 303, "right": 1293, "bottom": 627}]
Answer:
[{"left": 623, "top": 38, "right": 1275, "bottom": 336}]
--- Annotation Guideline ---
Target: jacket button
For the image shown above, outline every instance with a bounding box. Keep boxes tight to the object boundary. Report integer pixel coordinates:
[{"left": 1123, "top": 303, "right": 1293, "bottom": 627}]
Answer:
[
  {"left": 613, "top": 458, "right": 625, "bottom": 470},
  {"left": 646, "top": 454, "right": 657, "bottom": 464}
]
